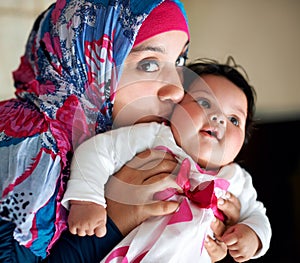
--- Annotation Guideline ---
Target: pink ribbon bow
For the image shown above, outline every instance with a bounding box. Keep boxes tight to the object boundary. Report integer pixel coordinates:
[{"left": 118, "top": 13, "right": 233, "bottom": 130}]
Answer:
[{"left": 155, "top": 158, "right": 229, "bottom": 221}]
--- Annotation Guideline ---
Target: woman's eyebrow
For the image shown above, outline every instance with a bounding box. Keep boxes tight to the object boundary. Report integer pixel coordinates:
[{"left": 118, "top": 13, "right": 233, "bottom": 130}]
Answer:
[
  {"left": 182, "top": 40, "right": 189, "bottom": 54},
  {"left": 131, "top": 44, "right": 166, "bottom": 54}
]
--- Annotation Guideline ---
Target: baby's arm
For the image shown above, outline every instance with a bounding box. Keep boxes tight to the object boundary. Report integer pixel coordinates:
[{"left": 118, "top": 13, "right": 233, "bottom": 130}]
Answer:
[
  {"left": 62, "top": 123, "right": 165, "bottom": 236},
  {"left": 62, "top": 132, "right": 115, "bottom": 237},
  {"left": 225, "top": 209, "right": 271, "bottom": 262},
  {"left": 223, "top": 165, "right": 271, "bottom": 262},
  {"left": 68, "top": 200, "right": 107, "bottom": 237}
]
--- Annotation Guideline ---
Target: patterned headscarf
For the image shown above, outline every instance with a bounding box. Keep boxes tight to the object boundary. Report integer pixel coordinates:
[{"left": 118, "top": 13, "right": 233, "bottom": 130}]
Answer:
[
  {"left": 134, "top": 0, "right": 190, "bottom": 47},
  {"left": 0, "top": 0, "right": 189, "bottom": 258}
]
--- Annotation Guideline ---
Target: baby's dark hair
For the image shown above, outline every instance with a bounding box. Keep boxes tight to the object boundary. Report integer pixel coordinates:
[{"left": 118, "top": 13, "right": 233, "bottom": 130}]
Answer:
[{"left": 183, "top": 56, "right": 256, "bottom": 144}]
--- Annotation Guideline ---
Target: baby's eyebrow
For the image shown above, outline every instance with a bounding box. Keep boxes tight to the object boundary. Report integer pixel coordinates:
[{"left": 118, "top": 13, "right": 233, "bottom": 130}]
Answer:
[
  {"left": 186, "top": 88, "right": 212, "bottom": 98},
  {"left": 234, "top": 106, "right": 247, "bottom": 119}
]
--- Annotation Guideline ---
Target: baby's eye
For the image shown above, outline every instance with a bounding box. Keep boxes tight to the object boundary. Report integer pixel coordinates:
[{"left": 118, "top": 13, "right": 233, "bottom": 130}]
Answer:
[
  {"left": 228, "top": 116, "right": 239, "bottom": 126},
  {"left": 176, "top": 56, "right": 186, "bottom": 67},
  {"left": 137, "top": 60, "right": 159, "bottom": 72},
  {"left": 197, "top": 98, "right": 210, "bottom": 109}
]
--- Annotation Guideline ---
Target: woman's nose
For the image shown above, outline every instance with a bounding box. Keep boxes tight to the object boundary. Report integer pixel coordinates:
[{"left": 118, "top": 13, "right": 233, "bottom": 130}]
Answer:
[
  {"left": 157, "top": 84, "right": 184, "bottom": 103},
  {"left": 157, "top": 67, "right": 184, "bottom": 103}
]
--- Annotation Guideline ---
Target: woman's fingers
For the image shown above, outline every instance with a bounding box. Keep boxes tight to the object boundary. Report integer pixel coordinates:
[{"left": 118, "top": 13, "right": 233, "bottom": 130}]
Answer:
[
  {"left": 115, "top": 149, "right": 179, "bottom": 184},
  {"left": 142, "top": 200, "right": 179, "bottom": 217},
  {"left": 106, "top": 149, "right": 180, "bottom": 236},
  {"left": 106, "top": 198, "right": 179, "bottom": 236}
]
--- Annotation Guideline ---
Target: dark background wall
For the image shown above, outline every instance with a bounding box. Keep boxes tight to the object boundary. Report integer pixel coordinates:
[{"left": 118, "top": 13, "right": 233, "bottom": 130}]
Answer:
[{"left": 222, "top": 119, "right": 300, "bottom": 262}]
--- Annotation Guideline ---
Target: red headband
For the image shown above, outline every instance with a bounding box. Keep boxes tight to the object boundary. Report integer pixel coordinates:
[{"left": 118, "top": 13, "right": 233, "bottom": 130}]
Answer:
[{"left": 133, "top": 0, "right": 190, "bottom": 47}]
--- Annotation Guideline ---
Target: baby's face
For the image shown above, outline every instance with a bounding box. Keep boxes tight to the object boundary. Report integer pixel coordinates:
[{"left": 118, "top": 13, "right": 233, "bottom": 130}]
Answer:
[{"left": 170, "top": 74, "right": 247, "bottom": 170}]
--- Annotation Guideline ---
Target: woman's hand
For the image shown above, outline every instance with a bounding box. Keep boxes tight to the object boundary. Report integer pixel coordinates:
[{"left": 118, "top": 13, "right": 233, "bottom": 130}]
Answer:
[{"left": 106, "top": 149, "right": 180, "bottom": 236}]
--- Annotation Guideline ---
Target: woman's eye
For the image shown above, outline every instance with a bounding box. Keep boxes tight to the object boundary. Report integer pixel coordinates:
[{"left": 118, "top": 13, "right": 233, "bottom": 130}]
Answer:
[
  {"left": 137, "top": 60, "right": 159, "bottom": 72},
  {"left": 176, "top": 56, "right": 186, "bottom": 67},
  {"left": 197, "top": 98, "right": 210, "bottom": 109},
  {"left": 228, "top": 116, "right": 239, "bottom": 126}
]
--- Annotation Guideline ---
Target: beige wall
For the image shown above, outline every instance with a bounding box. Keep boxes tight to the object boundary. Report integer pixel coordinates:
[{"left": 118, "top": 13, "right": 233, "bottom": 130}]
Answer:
[
  {"left": 1, "top": 0, "right": 299, "bottom": 122},
  {"left": 0, "top": 0, "right": 54, "bottom": 99},
  {"left": 182, "top": 0, "right": 300, "bottom": 121}
]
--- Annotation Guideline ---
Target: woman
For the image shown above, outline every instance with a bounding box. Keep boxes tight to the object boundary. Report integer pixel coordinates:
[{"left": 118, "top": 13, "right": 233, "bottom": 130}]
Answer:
[{"left": 0, "top": 0, "right": 238, "bottom": 262}]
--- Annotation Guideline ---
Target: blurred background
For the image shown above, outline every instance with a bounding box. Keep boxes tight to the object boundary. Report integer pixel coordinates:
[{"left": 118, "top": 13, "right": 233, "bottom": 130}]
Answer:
[
  {"left": 0, "top": 0, "right": 299, "bottom": 262},
  {"left": 0, "top": 0, "right": 54, "bottom": 99}
]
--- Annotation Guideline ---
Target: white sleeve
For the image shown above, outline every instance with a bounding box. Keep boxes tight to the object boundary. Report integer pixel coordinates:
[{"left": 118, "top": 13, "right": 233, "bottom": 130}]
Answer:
[
  {"left": 227, "top": 165, "right": 272, "bottom": 258},
  {"left": 61, "top": 122, "right": 166, "bottom": 209}
]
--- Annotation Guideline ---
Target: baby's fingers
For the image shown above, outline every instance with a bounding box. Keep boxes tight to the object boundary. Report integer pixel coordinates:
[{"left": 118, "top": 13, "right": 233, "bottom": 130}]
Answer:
[
  {"left": 218, "top": 192, "right": 241, "bottom": 226},
  {"left": 68, "top": 225, "right": 78, "bottom": 236},
  {"left": 210, "top": 217, "right": 226, "bottom": 239},
  {"left": 69, "top": 226, "right": 88, "bottom": 237},
  {"left": 94, "top": 225, "right": 107, "bottom": 237},
  {"left": 205, "top": 235, "right": 227, "bottom": 262}
]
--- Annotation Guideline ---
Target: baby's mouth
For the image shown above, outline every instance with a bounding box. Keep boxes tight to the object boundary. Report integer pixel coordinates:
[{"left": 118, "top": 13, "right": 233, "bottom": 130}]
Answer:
[
  {"left": 202, "top": 129, "right": 218, "bottom": 139},
  {"left": 201, "top": 127, "right": 224, "bottom": 140},
  {"left": 206, "top": 130, "right": 218, "bottom": 138}
]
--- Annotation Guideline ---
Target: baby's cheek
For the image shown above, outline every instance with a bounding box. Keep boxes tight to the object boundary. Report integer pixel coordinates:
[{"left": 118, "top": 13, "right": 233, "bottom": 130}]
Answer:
[{"left": 225, "top": 135, "right": 244, "bottom": 162}]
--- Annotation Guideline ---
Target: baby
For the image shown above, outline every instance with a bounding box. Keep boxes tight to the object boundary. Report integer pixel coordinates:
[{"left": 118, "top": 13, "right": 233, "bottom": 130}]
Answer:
[{"left": 62, "top": 59, "right": 271, "bottom": 262}]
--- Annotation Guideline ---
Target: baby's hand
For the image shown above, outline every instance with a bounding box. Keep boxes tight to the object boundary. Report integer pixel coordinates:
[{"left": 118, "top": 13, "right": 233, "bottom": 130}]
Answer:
[
  {"left": 68, "top": 200, "right": 107, "bottom": 237},
  {"left": 204, "top": 234, "right": 227, "bottom": 263},
  {"left": 217, "top": 191, "right": 241, "bottom": 226},
  {"left": 222, "top": 224, "right": 262, "bottom": 262}
]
